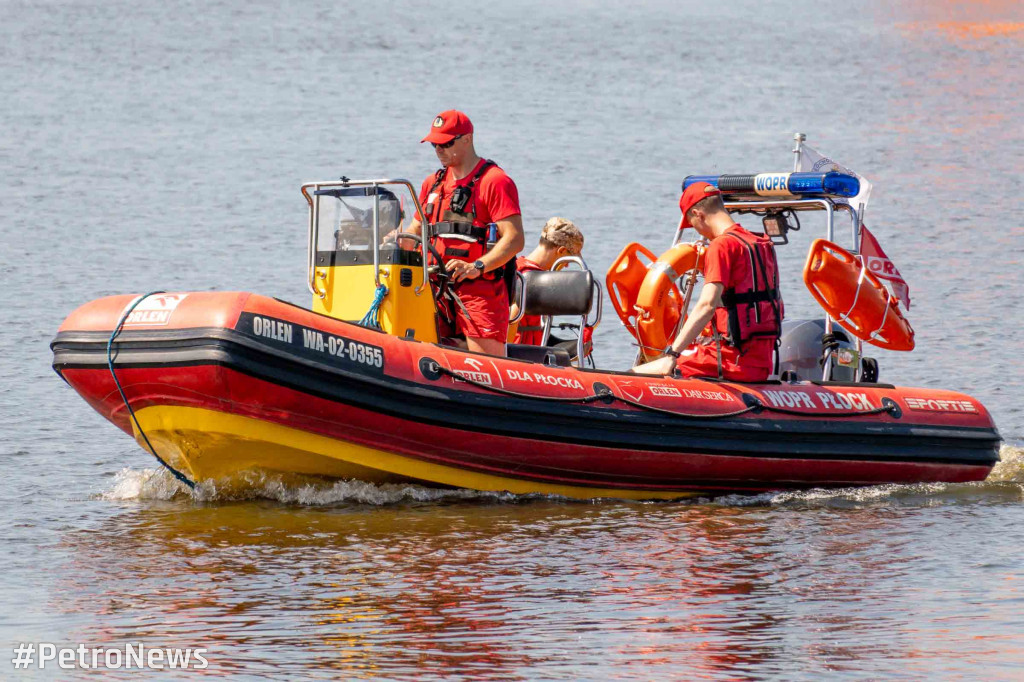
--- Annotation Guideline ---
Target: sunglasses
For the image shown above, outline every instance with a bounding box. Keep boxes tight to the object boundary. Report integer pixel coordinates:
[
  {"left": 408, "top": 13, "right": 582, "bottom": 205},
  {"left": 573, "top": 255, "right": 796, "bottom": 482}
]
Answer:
[{"left": 432, "top": 135, "right": 462, "bottom": 150}]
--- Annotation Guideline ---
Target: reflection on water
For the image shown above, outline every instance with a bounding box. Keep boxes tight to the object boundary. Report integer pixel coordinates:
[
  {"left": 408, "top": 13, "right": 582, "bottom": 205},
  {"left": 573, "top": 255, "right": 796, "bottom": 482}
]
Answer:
[
  {"left": 930, "top": 22, "right": 1024, "bottom": 40},
  {"left": 44, "top": 445, "right": 1024, "bottom": 678}
]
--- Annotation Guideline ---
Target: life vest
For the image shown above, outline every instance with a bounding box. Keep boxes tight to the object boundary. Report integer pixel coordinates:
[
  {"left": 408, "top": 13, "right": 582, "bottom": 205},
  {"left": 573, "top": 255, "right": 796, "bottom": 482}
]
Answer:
[
  {"left": 425, "top": 159, "right": 503, "bottom": 281},
  {"left": 704, "top": 229, "right": 783, "bottom": 354},
  {"left": 512, "top": 257, "right": 545, "bottom": 345}
]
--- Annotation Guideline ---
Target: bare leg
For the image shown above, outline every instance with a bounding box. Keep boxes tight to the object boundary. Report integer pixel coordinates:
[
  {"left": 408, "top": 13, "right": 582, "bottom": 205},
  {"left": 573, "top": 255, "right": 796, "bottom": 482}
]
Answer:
[{"left": 466, "top": 336, "right": 507, "bottom": 357}]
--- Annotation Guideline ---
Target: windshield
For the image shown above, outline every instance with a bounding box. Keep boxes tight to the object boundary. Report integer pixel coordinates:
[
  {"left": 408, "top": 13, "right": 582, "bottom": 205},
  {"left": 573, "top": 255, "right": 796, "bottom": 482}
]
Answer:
[{"left": 315, "top": 186, "right": 406, "bottom": 253}]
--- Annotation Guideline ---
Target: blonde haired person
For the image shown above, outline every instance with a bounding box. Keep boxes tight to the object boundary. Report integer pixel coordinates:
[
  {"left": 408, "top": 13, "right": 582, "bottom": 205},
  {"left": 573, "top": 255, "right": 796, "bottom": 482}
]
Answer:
[{"left": 509, "top": 217, "right": 585, "bottom": 345}]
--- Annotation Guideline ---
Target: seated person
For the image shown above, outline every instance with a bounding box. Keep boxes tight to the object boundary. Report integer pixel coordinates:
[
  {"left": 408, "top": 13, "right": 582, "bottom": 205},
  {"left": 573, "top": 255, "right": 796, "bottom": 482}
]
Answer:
[
  {"left": 633, "top": 182, "right": 783, "bottom": 382},
  {"left": 509, "top": 217, "right": 585, "bottom": 345}
]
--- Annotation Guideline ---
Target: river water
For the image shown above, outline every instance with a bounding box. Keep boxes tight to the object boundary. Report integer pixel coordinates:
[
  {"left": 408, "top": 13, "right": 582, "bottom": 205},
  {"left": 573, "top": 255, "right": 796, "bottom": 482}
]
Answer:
[{"left": 3, "top": 0, "right": 1024, "bottom": 678}]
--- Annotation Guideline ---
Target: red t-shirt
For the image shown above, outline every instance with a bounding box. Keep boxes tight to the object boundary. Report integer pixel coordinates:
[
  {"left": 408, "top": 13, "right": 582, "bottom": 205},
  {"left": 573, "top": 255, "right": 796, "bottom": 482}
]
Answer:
[
  {"left": 512, "top": 256, "right": 545, "bottom": 345},
  {"left": 418, "top": 158, "right": 520, "bottom": 225},
  {"left": 680, "top": 224, "right": 776, "bottom": 379}
]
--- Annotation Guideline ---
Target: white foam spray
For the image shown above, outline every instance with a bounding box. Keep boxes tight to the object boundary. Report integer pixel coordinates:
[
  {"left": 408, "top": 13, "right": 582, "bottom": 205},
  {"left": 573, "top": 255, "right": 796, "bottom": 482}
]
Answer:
[{"left": 101, "top": 444, "right": 1024, "bottom": 507}]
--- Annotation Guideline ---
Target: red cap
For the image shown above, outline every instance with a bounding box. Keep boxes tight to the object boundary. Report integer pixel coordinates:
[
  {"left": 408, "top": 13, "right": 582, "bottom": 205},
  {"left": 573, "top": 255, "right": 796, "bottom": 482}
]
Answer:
[
  {"left": 421, "top": 110, "right": 474, "bottom": 144},
  {"left": 678, "top": 182, "right": 722, "bottom": 228}
]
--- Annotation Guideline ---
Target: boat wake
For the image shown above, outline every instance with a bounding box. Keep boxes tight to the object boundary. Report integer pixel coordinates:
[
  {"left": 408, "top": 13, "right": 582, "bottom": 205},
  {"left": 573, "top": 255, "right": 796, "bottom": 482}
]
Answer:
[
  {"left": 709, "top": 443, "right": 1024, "bottom": 508},
  {"left": 102, "top": 444, "right": 1024, "bottom": 507},
  {"left": 101, "top": 467, "right": 519, "bottom": 505},
  {"left": 985, "top": 443, "right": 1024, "bottom": 482}
]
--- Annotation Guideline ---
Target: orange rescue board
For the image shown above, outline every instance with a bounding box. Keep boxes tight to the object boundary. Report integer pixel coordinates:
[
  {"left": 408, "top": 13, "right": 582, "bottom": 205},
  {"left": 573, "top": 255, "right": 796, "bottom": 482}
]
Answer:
[
  {"left": 606, "top": 243, "right": 677, "bottom": 341},
  {"left": 803, "top": 239, "right": 915, "bottom": 351}
]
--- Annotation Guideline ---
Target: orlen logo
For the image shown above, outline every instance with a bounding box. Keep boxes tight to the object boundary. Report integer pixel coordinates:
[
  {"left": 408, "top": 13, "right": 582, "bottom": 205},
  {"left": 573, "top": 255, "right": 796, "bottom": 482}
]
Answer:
[
  {"left": 452, "top": 369, "right": 492, "bottom": 385},
  {"left": 452, "top": 358, "right": 492, "bottom": 385},
  {"left": 123, "top": 294, "right": 188, "bottom": 327}
]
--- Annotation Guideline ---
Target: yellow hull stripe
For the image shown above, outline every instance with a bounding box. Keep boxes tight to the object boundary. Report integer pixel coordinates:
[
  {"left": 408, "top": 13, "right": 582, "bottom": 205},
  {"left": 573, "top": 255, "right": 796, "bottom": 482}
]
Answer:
[{"left": 131, "top": 405, "right": 698, "bottom": 500}]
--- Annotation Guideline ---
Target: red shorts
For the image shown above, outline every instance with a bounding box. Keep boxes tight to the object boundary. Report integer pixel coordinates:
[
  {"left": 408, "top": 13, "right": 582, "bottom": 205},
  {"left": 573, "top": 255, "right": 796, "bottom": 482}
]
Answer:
[
  {"left": 676, "top": 341, "right": 773, "bottom": 383},
  {"left": 441, "top": 277, "right": 509, "bottom": 343}
]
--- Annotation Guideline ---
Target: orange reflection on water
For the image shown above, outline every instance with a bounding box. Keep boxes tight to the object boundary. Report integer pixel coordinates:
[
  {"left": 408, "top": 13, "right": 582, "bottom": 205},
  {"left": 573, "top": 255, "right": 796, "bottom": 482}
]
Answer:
[
  {"left": 934, "top": 22, "right": 1024, "bottom": 39},
  {"left": 893, "top": 0, "right": 1024, "bottom": 46},
  {"left": 901, "top": 21, "right": 1024, "bottom": 42},
  {"left": 879, "top": 0, "right": 1024, "bottom": 162}
]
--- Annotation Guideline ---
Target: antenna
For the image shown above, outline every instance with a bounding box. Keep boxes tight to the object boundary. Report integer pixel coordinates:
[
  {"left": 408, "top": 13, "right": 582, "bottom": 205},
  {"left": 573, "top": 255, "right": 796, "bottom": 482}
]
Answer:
[{"left": 792, "top": 132, "right": 806, "bottom": 172}]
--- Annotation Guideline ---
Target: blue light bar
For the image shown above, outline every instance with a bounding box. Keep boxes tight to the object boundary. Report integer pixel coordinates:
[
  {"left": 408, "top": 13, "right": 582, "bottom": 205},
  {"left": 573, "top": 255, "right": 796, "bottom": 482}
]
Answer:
[{"left": 682, "top": 172, "right": 860, "bottom": 198}]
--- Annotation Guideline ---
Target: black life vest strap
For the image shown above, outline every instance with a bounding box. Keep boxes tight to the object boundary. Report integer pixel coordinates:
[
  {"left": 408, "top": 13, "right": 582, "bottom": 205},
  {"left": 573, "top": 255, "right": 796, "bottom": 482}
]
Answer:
[
  {"left": 465, "top": 158, "right": 495, "bottom": 193},
  {"left": 425, "top": 168, "right": 447, "bottom": 223},
  {"left": 720, "top": 289, "right": 780, "bottom": 306},
  {"left": 432, "top": 221, "right": 488, "bottom": 240},
  {"left": 711, "top": 326, "right": 725, "bottom": 379}
]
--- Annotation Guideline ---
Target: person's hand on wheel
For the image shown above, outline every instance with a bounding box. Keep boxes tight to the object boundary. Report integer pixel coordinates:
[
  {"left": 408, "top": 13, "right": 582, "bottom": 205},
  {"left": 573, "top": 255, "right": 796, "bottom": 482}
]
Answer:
[{"left": 445, "top": 259, "right": 482, "bottom": 282}]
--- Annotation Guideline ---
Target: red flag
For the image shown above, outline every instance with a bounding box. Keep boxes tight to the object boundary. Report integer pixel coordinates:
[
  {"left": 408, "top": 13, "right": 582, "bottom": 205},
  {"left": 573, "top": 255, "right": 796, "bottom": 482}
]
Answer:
[{"left": 859, "top": 225, "right": 911, "bottom": 310}]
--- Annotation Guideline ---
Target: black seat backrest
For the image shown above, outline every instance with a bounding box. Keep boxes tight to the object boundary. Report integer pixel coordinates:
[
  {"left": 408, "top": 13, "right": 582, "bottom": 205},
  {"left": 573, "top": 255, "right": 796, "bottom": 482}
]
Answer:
[{"left": 522, "top": 270, "right": 594, "bottom": 317}]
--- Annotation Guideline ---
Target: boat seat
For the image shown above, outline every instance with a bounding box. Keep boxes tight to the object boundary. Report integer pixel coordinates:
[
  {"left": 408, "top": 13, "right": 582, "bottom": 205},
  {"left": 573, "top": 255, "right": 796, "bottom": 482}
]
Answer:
[
  {"left": 515, "top": 267, "right": 598, "bottom": 368},
  {"left": 521, "top": 270, "right": 594, "bottom": 317},
  {"left": 506, "top": 343, "right": 572, "bottom": 367}
]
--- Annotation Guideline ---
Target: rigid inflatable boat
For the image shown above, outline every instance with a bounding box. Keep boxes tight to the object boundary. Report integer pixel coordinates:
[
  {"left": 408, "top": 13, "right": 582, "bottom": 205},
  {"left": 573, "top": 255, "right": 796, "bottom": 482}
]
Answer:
[{"left": 51, "top": 159, "right": 1001, "bottom": 499}]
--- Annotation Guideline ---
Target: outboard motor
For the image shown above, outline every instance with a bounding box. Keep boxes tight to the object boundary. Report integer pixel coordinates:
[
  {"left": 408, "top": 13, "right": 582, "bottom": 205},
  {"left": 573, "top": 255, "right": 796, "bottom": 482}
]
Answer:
[{"left": 777, "top": 319, "right": 878, "bottom": 382}]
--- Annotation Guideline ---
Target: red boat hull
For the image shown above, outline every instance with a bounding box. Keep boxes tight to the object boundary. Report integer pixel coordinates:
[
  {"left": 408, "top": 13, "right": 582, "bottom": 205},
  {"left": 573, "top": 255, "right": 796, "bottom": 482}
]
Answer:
[{"left": 51, "top": 292, "right": 1001, "bottom": 498}]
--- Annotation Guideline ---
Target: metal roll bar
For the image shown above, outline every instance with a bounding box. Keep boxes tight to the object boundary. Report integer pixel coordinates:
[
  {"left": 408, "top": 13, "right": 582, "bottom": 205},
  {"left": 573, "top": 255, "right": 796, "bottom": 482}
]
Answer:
[
  {"left": 550, "top": 255, "right": 603, "bottom": 368},
  {"left": 301, "top": 184, "right": 325, "bottom": 298},
  {"left": 372, "top": 184, "right": 381, "bottom": 288},
  {"left": 510, "top": 271, "right": 527, "bottom": 324}
]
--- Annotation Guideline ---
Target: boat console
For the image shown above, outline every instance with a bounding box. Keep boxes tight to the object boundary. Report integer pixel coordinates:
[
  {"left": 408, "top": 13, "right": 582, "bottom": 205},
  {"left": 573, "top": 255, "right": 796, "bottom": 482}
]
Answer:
[
  {"left": 302, "top": 177, "right": 603, "bottom": 366},
  {"left": 303, "top": 178, "right": 440, "bottom": 342}
]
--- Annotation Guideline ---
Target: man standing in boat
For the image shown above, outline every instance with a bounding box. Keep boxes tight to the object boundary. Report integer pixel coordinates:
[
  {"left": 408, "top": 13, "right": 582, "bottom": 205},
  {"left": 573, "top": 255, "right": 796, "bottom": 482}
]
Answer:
[
  {"left": 633, "top": 182, "right": 783, "bottom": 381},
  {"left": 400, "top": 110, "right": 525, "bottom": 357},
  {"left": 509, "top": 217, "right": 586, "bottom": 345}
]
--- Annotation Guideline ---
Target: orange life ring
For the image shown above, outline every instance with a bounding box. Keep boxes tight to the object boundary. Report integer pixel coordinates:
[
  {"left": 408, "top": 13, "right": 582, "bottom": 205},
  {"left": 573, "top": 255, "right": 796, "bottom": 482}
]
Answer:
[
  {"left": 803, "top": 239, "right": 915, "bottom": 351},
  {"left": 634, "top": 242, "right": 704, "bottom": 359},
  {"left": 606, "top": 242, "right": 672, "bottom": 340}
]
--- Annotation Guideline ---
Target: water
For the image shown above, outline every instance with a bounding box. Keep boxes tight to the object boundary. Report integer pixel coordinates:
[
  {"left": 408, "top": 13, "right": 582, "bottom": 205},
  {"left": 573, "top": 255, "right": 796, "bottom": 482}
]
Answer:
[{"left": 3, "top": 0, "right": 1024, "bottom": 678}]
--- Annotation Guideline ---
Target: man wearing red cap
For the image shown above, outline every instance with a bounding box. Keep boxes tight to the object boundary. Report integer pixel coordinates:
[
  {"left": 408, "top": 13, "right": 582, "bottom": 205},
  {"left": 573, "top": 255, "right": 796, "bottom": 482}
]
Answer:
[
  {"left": 633, "top": 182, "right": 784, "bottom": 381},
  {"left": 400, "top": 110, "right": 525, "bottom": 356}
]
